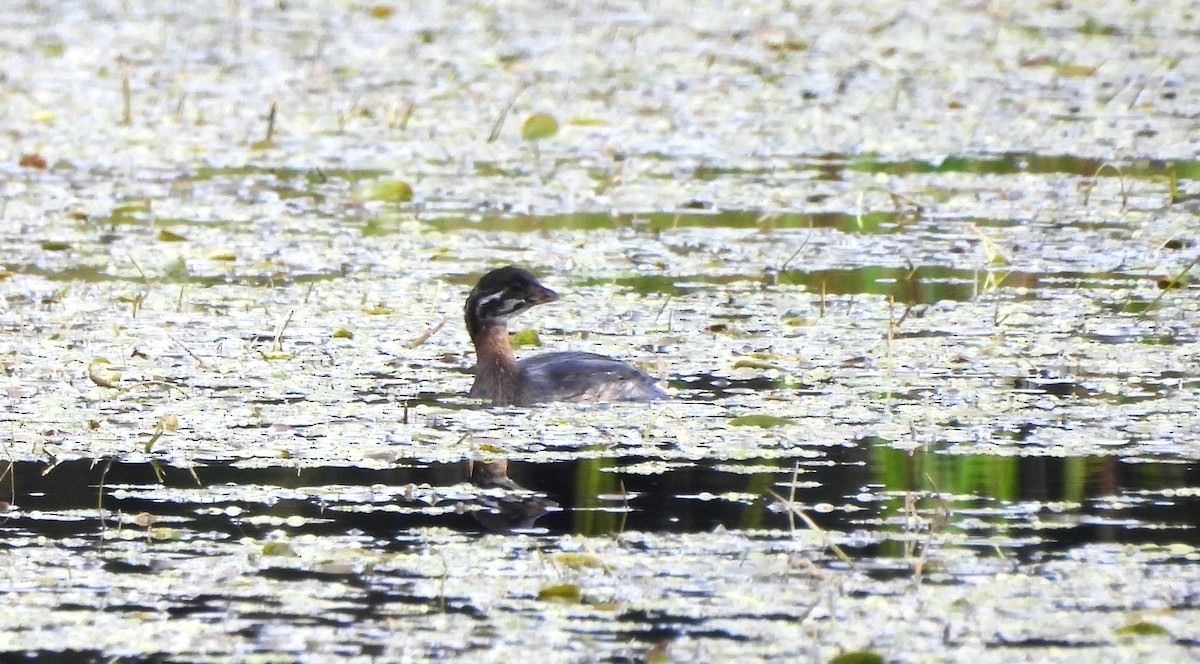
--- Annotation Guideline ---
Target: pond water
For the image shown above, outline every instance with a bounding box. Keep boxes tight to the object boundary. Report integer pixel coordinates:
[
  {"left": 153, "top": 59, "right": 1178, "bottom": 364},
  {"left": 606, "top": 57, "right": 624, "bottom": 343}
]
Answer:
[
  {"left": 7, "top": 451, "right": 1200, "bottom": 553},
  {"left": 3, "top": 0, "right": 1200, "bottom": 662}
]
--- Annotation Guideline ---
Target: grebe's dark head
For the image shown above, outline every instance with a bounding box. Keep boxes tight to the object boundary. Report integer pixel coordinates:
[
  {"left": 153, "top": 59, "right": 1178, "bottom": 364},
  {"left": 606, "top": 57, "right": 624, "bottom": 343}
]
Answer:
[{"left": 465, "top": 266, "right": 559, "bottom": 339}]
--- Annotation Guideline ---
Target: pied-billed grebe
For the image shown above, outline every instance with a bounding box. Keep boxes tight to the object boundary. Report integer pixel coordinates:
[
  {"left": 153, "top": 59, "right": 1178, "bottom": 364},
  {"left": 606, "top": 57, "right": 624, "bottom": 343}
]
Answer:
[{"left": 465, "top": 266, "right": 667, "bottom": 406}]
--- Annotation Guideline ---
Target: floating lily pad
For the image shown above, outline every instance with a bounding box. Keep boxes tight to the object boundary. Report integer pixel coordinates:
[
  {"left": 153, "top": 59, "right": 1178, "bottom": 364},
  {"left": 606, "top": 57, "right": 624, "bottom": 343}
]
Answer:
[
  {"left": 551, "top": 552, "right": 606, "bottom": 569},
  {"left": 829, "top": 652, "right": 884, "bottom": 664},
  {"left": 730, "top": 415, "right": 794, "bottom": 428},
  {"left": 537, "top": 583, "right": 582, "bottom": 603},
  {"left": 1115, "top": 621, "right": 1170, "bottom": 636},
  {"left": 521, "top": 113, "right": 559, "bottom": 141},
  {"left": 369, "top": 5, "right": 394, "bottom": 19},
  {"left": 509, "top": 329, "right": 542, "bottom": 347},
  {"left": 262, "top": 541, "right": 297, "bottom": 557},
  {"left": 732, "top": 359, "right": 783, "bottom": 371},
  {"left": 353, "top": 179, "right": 413, "bottom": 203}
]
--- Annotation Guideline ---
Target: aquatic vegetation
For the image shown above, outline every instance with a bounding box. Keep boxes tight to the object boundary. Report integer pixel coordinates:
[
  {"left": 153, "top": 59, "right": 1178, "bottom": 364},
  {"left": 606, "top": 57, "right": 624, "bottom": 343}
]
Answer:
[{"left": 1, "top": 0, "right": 1198, "bottom": 660}]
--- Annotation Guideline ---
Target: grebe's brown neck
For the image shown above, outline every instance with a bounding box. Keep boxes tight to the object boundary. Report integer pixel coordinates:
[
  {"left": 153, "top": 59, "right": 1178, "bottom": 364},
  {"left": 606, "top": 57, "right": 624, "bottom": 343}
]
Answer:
[
  {"left": 468, "top": 320, "right": 520, "bottom": 403},
  {"left": 464, "top": 266, "right": 560, "bottom": 405}
]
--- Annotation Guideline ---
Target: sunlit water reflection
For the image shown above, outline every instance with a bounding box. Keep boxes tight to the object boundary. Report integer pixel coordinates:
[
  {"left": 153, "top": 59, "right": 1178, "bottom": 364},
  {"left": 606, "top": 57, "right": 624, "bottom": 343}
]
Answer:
[{"left": 5, "top": 449, "right": 1196, "bottom": 560}]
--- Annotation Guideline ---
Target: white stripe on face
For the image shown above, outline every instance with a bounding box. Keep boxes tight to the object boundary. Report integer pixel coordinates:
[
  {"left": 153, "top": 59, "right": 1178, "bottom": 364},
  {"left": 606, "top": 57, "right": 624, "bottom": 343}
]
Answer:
[
  {"left": 475, "top": 291, "right": 505, "bottom": 308},
  {"left": 474, "top": 290, "right": 525, "bottom": 319}
]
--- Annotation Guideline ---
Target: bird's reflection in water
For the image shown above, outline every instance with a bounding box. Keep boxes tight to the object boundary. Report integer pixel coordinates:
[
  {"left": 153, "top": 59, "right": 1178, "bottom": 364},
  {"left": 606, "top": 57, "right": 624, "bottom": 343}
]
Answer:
[{"left": 468, "top": 458, "right": 559, "bottom": 533}]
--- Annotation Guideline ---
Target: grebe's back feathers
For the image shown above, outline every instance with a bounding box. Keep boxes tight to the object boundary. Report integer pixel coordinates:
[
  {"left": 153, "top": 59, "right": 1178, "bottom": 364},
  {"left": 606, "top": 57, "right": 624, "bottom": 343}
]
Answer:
[{"left": 517, "top": 351, "right": 667, "bottom": 403}]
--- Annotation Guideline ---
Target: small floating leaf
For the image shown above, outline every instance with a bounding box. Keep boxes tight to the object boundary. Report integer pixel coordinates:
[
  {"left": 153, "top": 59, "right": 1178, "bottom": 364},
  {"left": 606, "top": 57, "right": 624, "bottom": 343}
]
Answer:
[
  {"left": 829, "top": 652, "right": 885, "bottom": 664},
  {"left": 1077, "top": 17, "right": 1120, "bottom": 36},
  {"left": 331, "top": 328, "right": 353, "bottom": 339},
  {"left": 732, "top": 359, "right": 782, "bottom": 371},
  {"left": 156, "top": 229, "right": 187, "bottom": 242},
  {"left": 476, "top": 442, "right": 507, "bottom": 455},
  {"left": 730, "top": 414, "right": 794, "bottom": 428},
  {"left": 509, "top": 329, "right": 542, "bottom": 347},
  {"left": 208, "top": 249, "right": 237, "bottom": 261},
  {"left": 110, "top": 201, "right": 152, "bottom": 223},
  {"left": 521, "top": 113, "right": 559, "bottom": 141},
  {"left": 1116, "top": 621, "right": 1170, "bottom": 636},
  {"left": 1055, "top": 63, "right": 1098, "bottom": 77},
  {"left": 537, "top": 583, "right": 582, "bottom": 603},
  {"left": 568, "top": 117, "right": 607, "bottom": 127},
  {"left": 87, "top": 358, "right": 121, "bottom": 389},
  {"left": 353, "top": 179, "right": 413, "bottom": 203},
  {"left": 369, "top": 4, "right": 394, "bottom": 19},
  {"left": 19, "top": 153, "right": 48, "bottom": 169},
  {"left": 262, "top": 541, "right": 297, "bottom": 557},
  {"left": 551, "top": 552, "right": 607, "bottom": 569},
  {"left": 363, "top": 306, "right": 394, "bottom": 315},
  {"left": 40, "top": 240, "right": 71, "bottom": 251}
]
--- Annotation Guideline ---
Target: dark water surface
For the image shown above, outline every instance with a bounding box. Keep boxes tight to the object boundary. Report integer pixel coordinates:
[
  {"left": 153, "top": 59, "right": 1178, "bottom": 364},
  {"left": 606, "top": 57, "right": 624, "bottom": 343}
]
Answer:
[{"left": 5, "top": 449, "right": 1196, "bottom": 560}]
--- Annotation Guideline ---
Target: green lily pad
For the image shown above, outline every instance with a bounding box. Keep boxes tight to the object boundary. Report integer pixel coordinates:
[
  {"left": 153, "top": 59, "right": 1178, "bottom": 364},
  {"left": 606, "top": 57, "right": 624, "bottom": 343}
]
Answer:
[
  {"left": 730, "top": 414, "right": 794, "bottom": 428},
  {"left": 1116, "top": 621, "right": 1170, "bottom": 636},
  {"left": 262, "top": 541, "right": 297, "bottom": 557},
  {"left": 550, "top": 552, "right": 606, "bottom": 569},
  {"left": 732, "top": 359, "right": 782, "bottom": 371},
  {"left": 829, "top": 651, "right": 884, "bottom": 664},
  {"left": 537, "top": 583, "right": 582, "bottom": 603},
  {"left": 521, "top": 113, "right": 559, "bottom": 141},
  {"left": 353, "top": 179, "right": 413, "bottom": 203},
  {"left": 509, "top": 329, "right": 542, "bottom": 347}
]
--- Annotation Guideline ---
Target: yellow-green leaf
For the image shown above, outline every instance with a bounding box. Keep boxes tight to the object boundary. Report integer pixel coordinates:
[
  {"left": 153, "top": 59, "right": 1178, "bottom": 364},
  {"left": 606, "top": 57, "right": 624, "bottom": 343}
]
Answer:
[
  {"left": 522, "top": 113, "right": 559, "bottom": 141},
  {"left": 1055, "top": 63, "right": 1097, "bottom": 77},
  {"left": 509, "top": 329, "right": 542, "bottom": 347},
  {"left": 262, "top": 541, "right": 296, "bottom": 557},
  {"left": 730, "top": 414, "right": 793, "bottom": 428},
  {"left": 732, "top": 359, "right": 782, "bottom": 371},
  {"left": 369, "top": 4, "right": 394, "bottom": 19},
  {"left": 353, "top": 179, "right": 413, "bottom": 203},
  {"left": 550, "top": 552, "right": 607, "bottom": 569},
  {"left": 537, "top": 583, "right": 582, "bottom": 603},
  {"left": 1116, "top": 621, "right": 1170, "bottom": 636}
]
